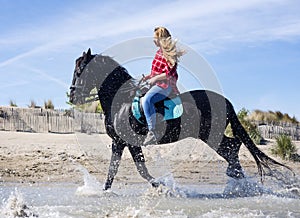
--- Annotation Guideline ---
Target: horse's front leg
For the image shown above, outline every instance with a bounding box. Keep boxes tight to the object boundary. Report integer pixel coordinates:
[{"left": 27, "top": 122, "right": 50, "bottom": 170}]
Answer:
[
  {"left": 127, "top": 144, "right": 160, "bottom": 188},
  {"left": 103, "top": 141, "right": 126, "bottom": 190}
]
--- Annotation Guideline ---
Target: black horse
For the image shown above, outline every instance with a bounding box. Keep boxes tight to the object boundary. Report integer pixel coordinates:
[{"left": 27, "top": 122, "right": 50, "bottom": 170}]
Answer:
[{"left": 69, "top": 48, "right": 292, "bottom": 190}]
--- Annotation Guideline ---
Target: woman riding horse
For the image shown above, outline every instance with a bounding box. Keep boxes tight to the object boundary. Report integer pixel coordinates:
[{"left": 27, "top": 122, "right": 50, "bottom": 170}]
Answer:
[
  {"left": 69, "top": 46, "right": 293, "bottom": 191},
  {"left": 142, "top": 27, "right": 185, "bottom": 145}
]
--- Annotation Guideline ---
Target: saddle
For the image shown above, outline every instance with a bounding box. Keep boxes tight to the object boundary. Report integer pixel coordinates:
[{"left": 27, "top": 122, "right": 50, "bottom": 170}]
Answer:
[{"left": 131, "top": 93, "right": 183, "bottom": 124}]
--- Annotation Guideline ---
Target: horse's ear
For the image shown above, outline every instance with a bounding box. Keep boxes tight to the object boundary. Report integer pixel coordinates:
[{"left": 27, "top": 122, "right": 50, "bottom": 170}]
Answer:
[{"left": 87, "top": 48, "right": 92, "bottom": 57}]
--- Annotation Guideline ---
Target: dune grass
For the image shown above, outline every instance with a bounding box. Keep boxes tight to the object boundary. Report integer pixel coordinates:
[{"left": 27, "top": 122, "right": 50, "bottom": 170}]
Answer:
[{"left": 271, "top": 134, "right": 297, "bottom": 160}]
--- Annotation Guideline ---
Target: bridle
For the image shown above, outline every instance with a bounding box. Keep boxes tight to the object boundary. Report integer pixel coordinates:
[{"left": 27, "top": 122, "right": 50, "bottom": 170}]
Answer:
[{"left": 71, "top": 54, "right": 140, "bottom": 104}]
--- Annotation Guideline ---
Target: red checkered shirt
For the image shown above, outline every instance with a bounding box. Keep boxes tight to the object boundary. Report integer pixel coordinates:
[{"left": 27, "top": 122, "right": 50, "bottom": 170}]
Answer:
[{"left": 150, "top": 49, "right": 180, "bottom": 94}]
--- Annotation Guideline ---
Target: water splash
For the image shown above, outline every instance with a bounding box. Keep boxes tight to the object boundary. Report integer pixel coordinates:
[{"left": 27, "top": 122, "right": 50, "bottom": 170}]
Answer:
[
  {"left": 1, "top": 189, "right": 37, "bottom": 218},
  {"left": 223, "top": 177, "right": 271, "bottom": 198},
  {"left": 75, "top": 165, "right": 118, "bottom": 197},
  {"left": 144, "top": 173, "right": 183, "bottom": 198},
  {"left": 144, "top": 173, "right": 298, "bottom": 199},
  {"left": 221, "top": 168, "right": 300, "bottom": 199},
  {"left": 264, "top": 170, "right": 300, "bottom": 198},
  {"left": 145, "top": 173, "right": 220, "bottom": 198},
  {"left": 75, "top": 165, "right": 103, "bottom": 196}
]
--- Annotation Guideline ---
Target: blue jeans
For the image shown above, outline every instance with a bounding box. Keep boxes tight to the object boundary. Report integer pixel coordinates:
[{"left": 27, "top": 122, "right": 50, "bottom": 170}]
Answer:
[{"left": 142, "top": 85, "right": 172, "bottom": 131}]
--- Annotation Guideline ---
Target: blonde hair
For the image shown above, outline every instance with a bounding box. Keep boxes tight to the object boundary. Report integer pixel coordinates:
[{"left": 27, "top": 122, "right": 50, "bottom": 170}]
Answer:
[{"left": 154, "top": 27, "right": 185, "bottom": 67}]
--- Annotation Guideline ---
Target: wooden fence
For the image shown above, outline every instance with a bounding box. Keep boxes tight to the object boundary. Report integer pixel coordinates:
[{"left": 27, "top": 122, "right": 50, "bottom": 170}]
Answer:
[
  {"left": 257, "top": 124, "right": 300, "bottom": 141},
  {"left": 0, "top": 107, "right": 299, "bottom": 140},
  {"left": 0, "top": 107, "right": 105, "bottom": 134}
]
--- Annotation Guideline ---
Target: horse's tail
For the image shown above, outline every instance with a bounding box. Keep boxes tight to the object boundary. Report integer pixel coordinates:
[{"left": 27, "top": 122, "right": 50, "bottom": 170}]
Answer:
[{"left": 227, "top": 100, "right": 294, "bottom": 181}]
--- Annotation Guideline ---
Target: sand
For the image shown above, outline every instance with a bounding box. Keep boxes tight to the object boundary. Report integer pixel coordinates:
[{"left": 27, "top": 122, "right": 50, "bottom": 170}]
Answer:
[{"left": 0, "top": 131, "right": 299, "bottom": 185}]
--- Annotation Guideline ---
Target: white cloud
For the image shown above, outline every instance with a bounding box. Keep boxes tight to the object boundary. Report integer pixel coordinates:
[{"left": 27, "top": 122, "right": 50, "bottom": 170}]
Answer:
[
  {"left": 1, "top": 0, "right": 300, "bottom": 112},
  {"left": 25, "top": 67, "right": 69, "bottom": 89},
  {"left": 0, "top": 81, "right": 29, "bottom": 89},
  {"left": 1, "top": 0, "right": 299, "bottom": 66}
]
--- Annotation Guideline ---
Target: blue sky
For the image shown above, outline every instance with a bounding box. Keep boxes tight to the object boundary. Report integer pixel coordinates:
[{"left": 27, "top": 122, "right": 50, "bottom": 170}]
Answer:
[{"left": 1, "top": 0, "right": 300, "bottom": 119}]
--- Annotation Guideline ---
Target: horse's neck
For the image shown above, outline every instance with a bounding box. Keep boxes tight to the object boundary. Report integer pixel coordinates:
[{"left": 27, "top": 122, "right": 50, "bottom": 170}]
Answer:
[
  {"left": 98, "top": 66, "right": 134, "bottom": 116},
  {"left": 92, "top": 55, "right": 120, "bottom": 89}
]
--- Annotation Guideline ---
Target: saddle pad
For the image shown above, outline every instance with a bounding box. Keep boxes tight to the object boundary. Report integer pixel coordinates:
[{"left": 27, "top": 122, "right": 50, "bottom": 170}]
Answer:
[
  {"left": 131, "top": 96, "right": 183, "bottom": 124},
  {"left": 132, "top": 96, "right": 143, "bottom": 122},
  {"left": 163, "top": 96, "right": 183, "bottom": 120}
]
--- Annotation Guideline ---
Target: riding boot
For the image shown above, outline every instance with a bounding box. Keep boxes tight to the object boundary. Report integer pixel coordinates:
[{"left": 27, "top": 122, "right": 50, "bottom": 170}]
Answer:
[
  {"left": 217, "top": 136, "right": 245, "bottom": 179},
  {"left": 143, "top": 130, "right": 157, "bottom": 146}
]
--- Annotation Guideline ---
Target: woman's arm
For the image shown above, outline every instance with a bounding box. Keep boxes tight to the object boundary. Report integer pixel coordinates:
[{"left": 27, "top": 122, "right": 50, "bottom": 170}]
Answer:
[{"left": 148, "top": 73, "right": 167, "bottom": 85}]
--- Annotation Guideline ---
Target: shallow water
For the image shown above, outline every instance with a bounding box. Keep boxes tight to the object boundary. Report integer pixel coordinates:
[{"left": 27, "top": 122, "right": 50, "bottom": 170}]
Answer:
[{"left": 1, "top": 170, "right": 300, "bottom": 218}]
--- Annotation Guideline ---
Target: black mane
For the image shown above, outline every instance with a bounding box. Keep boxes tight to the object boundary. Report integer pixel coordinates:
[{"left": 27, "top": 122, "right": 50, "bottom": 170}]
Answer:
[{"left": 98, "top": 65, "right": 137, "bottom": 115}]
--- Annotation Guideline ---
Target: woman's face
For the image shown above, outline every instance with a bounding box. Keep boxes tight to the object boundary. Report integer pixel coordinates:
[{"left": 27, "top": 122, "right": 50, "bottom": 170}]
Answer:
[{"left": 153, "top": 33, "right": 160, "bottom": 47}]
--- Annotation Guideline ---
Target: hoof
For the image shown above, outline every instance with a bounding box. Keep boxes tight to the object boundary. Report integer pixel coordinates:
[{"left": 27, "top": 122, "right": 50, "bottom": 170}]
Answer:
[
  {"left": 150, "top": 179, "right": 165, "bottom": 188},
  {"left": 103, "top": 182, "right": 111, "bottom": 191},
  {"left": 226, "top": 164, "right": 245, "bottom": 179}
]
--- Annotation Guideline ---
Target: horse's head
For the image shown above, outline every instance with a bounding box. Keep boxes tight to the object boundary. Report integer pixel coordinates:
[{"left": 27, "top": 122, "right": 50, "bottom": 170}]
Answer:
[
  {"left": 69, "top": 48, "right": 137, "bottom": 112},
  {"left": 69, "top": 48, "right": 96, "bottom": 105}
]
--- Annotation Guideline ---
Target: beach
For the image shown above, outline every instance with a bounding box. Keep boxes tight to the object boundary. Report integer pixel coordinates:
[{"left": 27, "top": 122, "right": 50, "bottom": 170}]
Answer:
[
  {"left": 1, "top": 131, "right": 300, "bottom": 217},
  {"left": 1, "top": 131, "right": 299, "bottom": 185}
]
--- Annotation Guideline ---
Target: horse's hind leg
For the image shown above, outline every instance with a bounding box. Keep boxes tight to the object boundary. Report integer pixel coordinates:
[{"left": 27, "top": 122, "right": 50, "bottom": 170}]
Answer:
[
  {"left": 103, "top": 141, "right": 125, "bottom": 190},
  {"left": 216, "top": 135, "right": 245, "bottom": 179},
  {"left": 128, "top": 145, "right": 160, "bottom": 188}
]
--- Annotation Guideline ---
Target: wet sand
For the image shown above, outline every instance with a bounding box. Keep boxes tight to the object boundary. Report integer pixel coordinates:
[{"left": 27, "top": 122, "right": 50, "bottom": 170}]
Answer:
[{"left": 0, "top": 131, "right": 299, "bottom": 186}]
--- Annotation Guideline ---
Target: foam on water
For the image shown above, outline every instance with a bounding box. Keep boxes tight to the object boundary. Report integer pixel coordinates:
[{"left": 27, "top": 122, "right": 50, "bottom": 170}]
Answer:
[
  {"left": 1, "top": 189, "right": 37, "bottom": 218},
  {"left": 201, "top": 208, "right": 267, "bottom": 218},
  {"left": 107, "top": 205, "right": 189, "bottom": 218}
]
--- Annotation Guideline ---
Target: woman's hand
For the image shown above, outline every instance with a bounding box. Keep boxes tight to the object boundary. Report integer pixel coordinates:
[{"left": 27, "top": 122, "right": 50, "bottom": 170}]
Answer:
[
  {"left": 142, "top": 74, "right": 151, "bottom": 82},
  {"left": 142, "top": 73, "right": 167, "bottom": 85}
]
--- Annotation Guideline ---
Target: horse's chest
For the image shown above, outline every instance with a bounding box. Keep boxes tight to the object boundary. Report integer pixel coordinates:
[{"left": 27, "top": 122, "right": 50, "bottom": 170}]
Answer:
[{"left": 112, "top": 104, "right": 144, "bottom": 145}]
